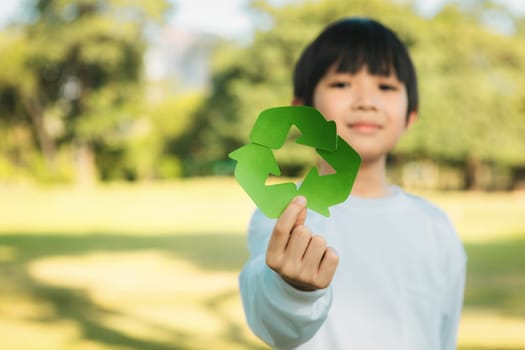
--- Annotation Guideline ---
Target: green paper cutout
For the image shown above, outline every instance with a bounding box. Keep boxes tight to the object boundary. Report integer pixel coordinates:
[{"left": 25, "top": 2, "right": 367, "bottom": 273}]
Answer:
[
  {"left": 229, "top": 106, "right": 361, "bottom": 218},
  {"left": 250, "top": 106, "right": 337, "bottom": 152}
]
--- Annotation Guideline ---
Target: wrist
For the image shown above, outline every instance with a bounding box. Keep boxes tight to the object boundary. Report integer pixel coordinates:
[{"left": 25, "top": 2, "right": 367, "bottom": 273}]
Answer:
[{"left": 281, "top": 276, "right": 318, "bottom": 292}]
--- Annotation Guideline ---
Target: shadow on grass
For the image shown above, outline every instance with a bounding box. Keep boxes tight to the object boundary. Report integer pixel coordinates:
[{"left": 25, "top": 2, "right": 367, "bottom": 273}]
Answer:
[
  {"left": 463, "top": 233, "right": 525, "bottom": 318},
  {"left": 0, "top": 232, "right": 249, "bottom": 271},
  {"left": 2, "top": 230, "right": 524, "bottom": 349},
  {"left": 0, "top": 231, "right": 267, "bottom": 350},
  {"left": 29, "top": 282, "right": 192, "bottom": 350}
]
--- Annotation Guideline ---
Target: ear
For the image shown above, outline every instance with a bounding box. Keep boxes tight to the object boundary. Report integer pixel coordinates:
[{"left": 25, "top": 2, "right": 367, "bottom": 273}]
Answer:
[
  {"left": 291, "top": 97, "right": 304, "bottom": 106},
  {"left": 405, "top": 111, "right": 418, "bottom": 130}
]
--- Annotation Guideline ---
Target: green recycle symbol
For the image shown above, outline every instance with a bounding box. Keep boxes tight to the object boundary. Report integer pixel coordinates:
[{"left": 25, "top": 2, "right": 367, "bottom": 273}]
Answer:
[{"left": 229, "top": 106, "right": 361, "bottom": 218}]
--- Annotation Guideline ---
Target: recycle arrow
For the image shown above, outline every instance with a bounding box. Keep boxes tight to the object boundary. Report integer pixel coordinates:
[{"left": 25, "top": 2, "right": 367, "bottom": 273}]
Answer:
[
  {"left": 250, "top": 106, "right": 337, "bottom": 152},
  {"left": 229, "top": 143, "right": 298, "bottom": 218},
  {"left": 229, "top": 106, "right": 361, "bottom": 218},
  {"left": 297, "top": 136, "right": 361, "bottom": 216}
]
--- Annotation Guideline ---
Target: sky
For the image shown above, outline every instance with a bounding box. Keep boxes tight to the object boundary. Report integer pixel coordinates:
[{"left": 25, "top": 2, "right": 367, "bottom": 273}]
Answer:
[
  {"left": 171, "top": 0, "right": 525, "bottom": 38},
  {"left": 1, "top": 0, "right": 525, "bottom": 39},
  {"left": 0, "top": 0, "right": 254, "bottom": 38}
]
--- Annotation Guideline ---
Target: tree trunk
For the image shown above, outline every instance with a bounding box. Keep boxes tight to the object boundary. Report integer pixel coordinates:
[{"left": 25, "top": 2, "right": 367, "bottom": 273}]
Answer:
[
  {"left": 24, "top": 96, "right": 56, "bottom": 171},
  {"left": 464, "top": 156, "right": 484, "bottom": 190},
  {"left": 74, "top": 140, "right": 97, "bottom": 187},
  {"left": 511, "top": 166, "right": 525, "bottom": 190}
]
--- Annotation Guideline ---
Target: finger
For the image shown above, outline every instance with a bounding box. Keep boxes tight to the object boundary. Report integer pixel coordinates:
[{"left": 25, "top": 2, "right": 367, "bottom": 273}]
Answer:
[
  {"left": 283, "top": 225, "right": 312, "bottom": 262},
  {"left": 295, "top": 205, "right": 307, "bottom": 229},
  {"left": 317, "top": 247, "right": 339, "bottom": 289},
  {"left": 267, "top": 196, "right": 307, "bottom": 254},
  {"left": 301, "top": 235, "right": 327, "bottom": 274}
]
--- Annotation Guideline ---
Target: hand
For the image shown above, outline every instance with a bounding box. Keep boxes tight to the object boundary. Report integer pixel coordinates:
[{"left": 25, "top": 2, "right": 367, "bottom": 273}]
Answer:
[{"left": 266, "top": 196, "right": 339, "bottom": 291}]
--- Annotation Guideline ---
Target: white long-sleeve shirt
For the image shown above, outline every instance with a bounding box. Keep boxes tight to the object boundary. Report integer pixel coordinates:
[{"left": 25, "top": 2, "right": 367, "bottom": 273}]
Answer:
[{"left": 239, "top": 186, "right": 467, "bottom": 349}]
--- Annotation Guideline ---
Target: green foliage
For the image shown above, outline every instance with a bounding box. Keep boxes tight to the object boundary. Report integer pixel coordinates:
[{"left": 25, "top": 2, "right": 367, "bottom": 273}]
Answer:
[
  {"left": 184, "top": 0, "right": 525, "bottom": 185},
  {"left": 2, "top": 0, "right": 525, "bottom": 185},
  {"left": 91, "top": 91, "right": 203, "bottom": 181},
  {"left": 0, "top": 0, "right": 173, "bottom": 183},
  {"left": 396, "top": 4, "right": 525, "bottom": 167}
]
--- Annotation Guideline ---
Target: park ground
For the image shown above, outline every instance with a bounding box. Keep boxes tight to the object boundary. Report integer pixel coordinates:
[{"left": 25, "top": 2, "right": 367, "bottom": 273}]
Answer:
[{"left": 0, "top": 177, "right": 524, "bottom": 349}]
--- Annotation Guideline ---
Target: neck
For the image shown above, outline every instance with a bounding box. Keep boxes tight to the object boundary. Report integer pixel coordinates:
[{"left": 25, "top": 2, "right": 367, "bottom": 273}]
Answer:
[{"left": 351, "top": 158, "right": 391, "bottom": 198}]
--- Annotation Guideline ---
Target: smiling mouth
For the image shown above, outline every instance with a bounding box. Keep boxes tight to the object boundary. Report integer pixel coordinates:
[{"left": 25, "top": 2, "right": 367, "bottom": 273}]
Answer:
[{"left": 348, "top": 122, "right": 382, "bottom": 133}]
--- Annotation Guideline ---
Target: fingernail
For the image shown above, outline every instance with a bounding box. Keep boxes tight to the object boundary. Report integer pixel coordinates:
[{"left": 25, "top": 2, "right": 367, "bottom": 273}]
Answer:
[{"left": 294, "top": 196, "right": 307, "bottom": 206}]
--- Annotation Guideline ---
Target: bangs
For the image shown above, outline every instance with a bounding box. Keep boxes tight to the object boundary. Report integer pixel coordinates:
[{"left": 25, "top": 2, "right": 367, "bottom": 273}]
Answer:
[
  {"left": 335, "top": 45, "right": 397, "bottom": 78},
  {"left": 316, "top": 18, "right": 409, "bottom": 82}
]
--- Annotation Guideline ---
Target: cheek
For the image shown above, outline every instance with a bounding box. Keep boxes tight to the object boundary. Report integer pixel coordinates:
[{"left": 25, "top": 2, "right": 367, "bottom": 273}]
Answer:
[
  {"left": 388, "top": 120, "right": 409, "bottom": 146},
  {"left": 313, "top": 92, "right": 344, "bottom": 121},
  {"left": 313, "top": 97, "right": 333, "bottom": 120},
  {"left": 387, "top": 101, "right": 409, "bottom": 129},
  {"left": 393, "top": 95, "right": 409, "bottom": 119}
]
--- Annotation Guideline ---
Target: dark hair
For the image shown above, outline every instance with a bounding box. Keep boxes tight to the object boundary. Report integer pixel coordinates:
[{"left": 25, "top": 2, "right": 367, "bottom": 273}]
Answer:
[{"left": 293, "top": 17, "right": 418, "bottom": 117}]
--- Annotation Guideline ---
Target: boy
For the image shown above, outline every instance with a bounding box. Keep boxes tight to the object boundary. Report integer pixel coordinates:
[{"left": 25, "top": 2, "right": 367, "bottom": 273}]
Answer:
[{"left": 239, "top": 17, "right": 467, "bottom": 350}]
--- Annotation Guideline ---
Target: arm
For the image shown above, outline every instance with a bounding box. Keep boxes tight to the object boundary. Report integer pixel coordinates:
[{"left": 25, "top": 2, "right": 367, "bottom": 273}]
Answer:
[
  {"left": 434, "top": 211, "right": 468, "bottom": 350},
  {"left": 239, "top": 255, "right": 332, "bottom": 348},
  {"left": 440, "top": 261, "right": 467, "bottom": 350},
  {"left": 238, "top": 197, "right": 338, "bottom": 349}
]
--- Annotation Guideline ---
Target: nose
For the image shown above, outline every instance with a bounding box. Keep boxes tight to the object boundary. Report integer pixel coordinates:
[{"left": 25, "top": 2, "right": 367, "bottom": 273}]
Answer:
[{"left": 351, "top": 81, "right": 378, "bottom": 112}]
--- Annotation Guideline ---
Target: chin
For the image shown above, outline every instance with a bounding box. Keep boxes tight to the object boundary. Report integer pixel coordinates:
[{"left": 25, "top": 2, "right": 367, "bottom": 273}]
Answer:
[{"left": 351, "top": 148, "right": 386, "bottom": 164}]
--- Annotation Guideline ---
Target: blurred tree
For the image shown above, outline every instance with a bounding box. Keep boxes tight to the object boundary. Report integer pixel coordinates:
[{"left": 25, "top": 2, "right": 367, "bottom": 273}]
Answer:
[
  {"left": 0, "top": 0, "right": 172, "bottom": 183},
  {"left": 0, "top": 32, "right": 42, "bottom": 181},
  {"left": 396, "top": 3, "right": 525, "bottom": 189},
  {"left": 181, "top": 0, "right": 525, "bottom": 189}
]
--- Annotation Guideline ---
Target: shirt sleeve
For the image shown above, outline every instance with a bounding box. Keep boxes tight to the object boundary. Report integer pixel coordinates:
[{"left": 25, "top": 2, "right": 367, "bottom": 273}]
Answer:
[
  {"left": 439, "top": 228, "right": 467, "bottom": 350},
  {"left": 238, "top": 209, "right": 332, "bottom": 349}
]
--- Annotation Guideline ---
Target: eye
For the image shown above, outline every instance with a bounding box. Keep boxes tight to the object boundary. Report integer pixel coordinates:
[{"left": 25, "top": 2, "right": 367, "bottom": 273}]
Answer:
[
  {"left": 379, "top": 83, "right": 398, "bottom": 91},
  {"left": 329, "top": 81, "right": 351, "bottom": 88}
]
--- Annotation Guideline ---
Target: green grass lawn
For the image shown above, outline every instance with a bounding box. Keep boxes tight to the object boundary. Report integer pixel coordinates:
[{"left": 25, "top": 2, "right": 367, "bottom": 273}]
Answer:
[{"left": 0, "top": 178, "right": 524, "bottom": 350}]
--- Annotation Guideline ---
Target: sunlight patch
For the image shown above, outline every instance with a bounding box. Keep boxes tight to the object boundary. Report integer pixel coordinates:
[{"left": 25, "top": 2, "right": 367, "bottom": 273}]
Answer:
[
  {"left": 28, "top": 251, "right": 241, "bottom": 339},
  {"left": 0, "top": 318, "right": 80, "bottom": 350},
  {"left": 0, "top": 295, "right": 55, "bottom": 320},
  {"left": 459, "top": 309, "right": 525, "bottom": 348},
  {"left": 29, "top": 251, "right": 237, "bottom": 299}
]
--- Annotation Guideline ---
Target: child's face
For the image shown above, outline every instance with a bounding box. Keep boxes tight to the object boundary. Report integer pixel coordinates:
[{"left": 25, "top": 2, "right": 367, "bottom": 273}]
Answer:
[{"left": 312, "top": 64, "right": 417, "bottom": 165}]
